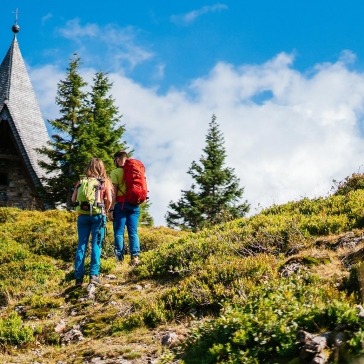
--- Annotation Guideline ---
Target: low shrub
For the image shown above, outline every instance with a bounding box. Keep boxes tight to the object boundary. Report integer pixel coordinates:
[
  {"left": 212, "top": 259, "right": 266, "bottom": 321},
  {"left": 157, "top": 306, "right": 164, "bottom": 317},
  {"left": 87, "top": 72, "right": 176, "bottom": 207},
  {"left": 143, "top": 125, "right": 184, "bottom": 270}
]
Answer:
[
  {"left": 180, "top": 274, "right": 356, "bottom": 363},
  {"left": 139, "top": 226, "right": 188, "bottom": 252},
  {"left": 0, "top": 209, "right": 77, "bottom": 261},
  {"left": 0, "top": 237, "right": 30, "bottom": 264},
  {"left": 333, "top": 173, "right": 364, "bottom": 196},
  {"left": 0, "top": 256, "right": 64, "bottom": 299},
  {"left": 0, "top": 312, "right": 34, "bottom": 348}
]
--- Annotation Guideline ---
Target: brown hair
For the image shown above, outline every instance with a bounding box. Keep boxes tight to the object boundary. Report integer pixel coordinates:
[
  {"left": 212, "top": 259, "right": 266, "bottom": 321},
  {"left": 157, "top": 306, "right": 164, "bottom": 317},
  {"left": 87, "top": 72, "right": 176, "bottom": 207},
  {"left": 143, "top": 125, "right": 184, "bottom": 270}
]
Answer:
[
  {"left": 113, "top": 150, "right": 128, "bottom": 160},
  {"left": 113, "top": 150, "right": 128, "bottom": 168},
  {"left": 85, "top": 158, "right": 108, "bottom": 180},
  {"left": 84, "top": 158, "right": 113, "bottom": 191}
]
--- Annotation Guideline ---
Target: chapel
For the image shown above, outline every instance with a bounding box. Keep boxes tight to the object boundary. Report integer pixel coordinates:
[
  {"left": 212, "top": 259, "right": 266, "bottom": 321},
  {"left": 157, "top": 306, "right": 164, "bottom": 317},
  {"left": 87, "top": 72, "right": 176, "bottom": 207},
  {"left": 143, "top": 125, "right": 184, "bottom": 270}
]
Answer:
[{"left": 0, "top": 22, "right": 51, "bottom": 209}]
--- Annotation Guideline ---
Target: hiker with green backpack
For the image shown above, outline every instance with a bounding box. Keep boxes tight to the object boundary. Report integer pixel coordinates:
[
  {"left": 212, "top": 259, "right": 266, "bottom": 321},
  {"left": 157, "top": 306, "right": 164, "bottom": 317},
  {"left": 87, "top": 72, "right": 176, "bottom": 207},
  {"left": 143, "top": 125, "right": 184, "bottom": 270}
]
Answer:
[
  {"left": 108, "top": 150, "right": 148, "bottom": 266},
  {"left": 71, "top": 158, "right": 113, "bottom": 286}
]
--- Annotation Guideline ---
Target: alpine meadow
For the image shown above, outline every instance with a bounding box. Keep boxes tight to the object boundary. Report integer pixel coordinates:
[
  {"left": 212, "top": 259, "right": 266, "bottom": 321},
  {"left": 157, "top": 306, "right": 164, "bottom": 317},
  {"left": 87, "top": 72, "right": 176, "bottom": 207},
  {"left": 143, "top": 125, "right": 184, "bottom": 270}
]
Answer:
[
  {"left": 3, "top": 3, "right": 364, "bottom": 363},
  {"left": 2, "top": 173, "right": 364, "bottom": 362}
]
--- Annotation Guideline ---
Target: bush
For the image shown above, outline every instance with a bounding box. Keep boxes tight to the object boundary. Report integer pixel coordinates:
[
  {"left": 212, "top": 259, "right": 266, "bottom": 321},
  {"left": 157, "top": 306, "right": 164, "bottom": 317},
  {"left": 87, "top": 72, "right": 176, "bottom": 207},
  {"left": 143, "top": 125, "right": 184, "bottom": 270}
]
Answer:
[
  {"left": 139, "top": 226, "right": 187, "bottom": 252},
  {"left": 180, "top": 274, "right": 356, "bottom": 363},
  {"left": 0, "top": 209, "right": 77, "bottom": 261},
  {"left": 0, "top": 256, "right": 64, "bottom": 299},
  {"left": 333, "top": 173, "right": 364, "bottom": 195},
  {"left": 0, "top": 312, "right": 34, "bottom": 348}
]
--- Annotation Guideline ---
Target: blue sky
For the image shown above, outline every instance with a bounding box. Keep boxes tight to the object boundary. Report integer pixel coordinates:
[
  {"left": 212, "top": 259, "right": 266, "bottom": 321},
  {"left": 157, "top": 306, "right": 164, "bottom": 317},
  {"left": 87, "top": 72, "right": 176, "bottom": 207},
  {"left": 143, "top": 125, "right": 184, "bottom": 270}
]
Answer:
[
  {"left": 3, "top": 1, "right": 364, "bottom": 225},
  {"left": 8, "top": 0, "right": 364, "bottom": 88}
]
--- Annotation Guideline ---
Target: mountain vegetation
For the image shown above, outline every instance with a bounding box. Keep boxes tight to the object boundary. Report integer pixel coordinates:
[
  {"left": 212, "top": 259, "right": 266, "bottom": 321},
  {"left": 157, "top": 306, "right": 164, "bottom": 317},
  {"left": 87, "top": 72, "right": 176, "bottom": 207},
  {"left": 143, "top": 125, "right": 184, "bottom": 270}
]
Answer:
[
  {"left": 37, "top": 55, "right": 126, "bottom": 209},
  {"left": 166, "top": 115, "right": 250, "bottom": 231},
  {"left": 2, "top": 175, "right": 364, "bottom": 362}
]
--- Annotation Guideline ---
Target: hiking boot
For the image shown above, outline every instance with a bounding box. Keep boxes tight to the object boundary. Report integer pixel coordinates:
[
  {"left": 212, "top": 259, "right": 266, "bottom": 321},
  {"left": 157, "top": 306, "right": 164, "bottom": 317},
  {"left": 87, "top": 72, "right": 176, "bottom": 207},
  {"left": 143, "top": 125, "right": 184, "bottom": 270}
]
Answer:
[
  {"left": 115, "top": 254, "right": 124, "bottom": 263},
  {"left": 75, "top": 278, "right": 83, "bottom": 287},
  {"left": 114, "top": 248, "right": 124, "bottom": 262},
  {"left": 90, "top": 275, "right": 101, "bottom": 285},
  {"left": 130, "top": 256, "right": 140, "bottom": 266}
]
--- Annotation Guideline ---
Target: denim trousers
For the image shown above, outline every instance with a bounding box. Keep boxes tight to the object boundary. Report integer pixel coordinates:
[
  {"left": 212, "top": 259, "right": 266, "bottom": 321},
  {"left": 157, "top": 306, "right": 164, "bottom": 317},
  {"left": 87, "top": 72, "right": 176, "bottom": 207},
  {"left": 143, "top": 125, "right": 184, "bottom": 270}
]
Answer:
[
  {"left": 113, "top": 201, "right": 140, "bottom": 259},
  {"left": 74, "top": 214, "right": 105, "bottom": 280}
]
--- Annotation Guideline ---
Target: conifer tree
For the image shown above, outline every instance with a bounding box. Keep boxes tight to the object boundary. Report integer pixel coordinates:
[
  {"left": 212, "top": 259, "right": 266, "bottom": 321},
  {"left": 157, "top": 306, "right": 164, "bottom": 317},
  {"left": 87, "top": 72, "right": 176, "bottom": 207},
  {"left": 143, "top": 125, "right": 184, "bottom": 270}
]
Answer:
[
  {"left": 38, "top": 57, "right": 127, "bottom": 208},
  {"left": 139, "top": 200, "right": 154, "bottom": 227},
  {"left": 38, "top": 55, "right": 89, "bottom": 208},
  {"left": 82, "top": 71, "right": 126, "bottom": 172},
  {"left": 38, "top": 56, "right": 154, "bottom": 225},
  {"left": 166, "top": 115, "right": 249, "bottom": 231},
  {"left": 87, "top": 72, "right": 154, "bottom": 225}
]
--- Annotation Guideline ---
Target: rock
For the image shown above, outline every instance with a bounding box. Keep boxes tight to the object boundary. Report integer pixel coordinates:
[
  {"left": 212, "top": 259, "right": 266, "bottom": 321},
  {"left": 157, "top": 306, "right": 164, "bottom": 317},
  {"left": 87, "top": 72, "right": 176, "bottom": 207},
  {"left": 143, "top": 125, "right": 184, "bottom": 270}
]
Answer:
[
  {"left": 304, "top": 334, "right": 328, "bottom": 354},
  {"left": 161, "top": 332, "right": 179, "bottom": 347},
  {"left": 297, "top": 330, "right": 330, "bottom": 363},
  {"left": 14, "top": 305, "right": 26, "bottom": 316},
  {"left": 87, "top": 283, "right": 96, "bottom": 299},
  {"left": 311, "top": 351, "right": 330, "bottom": 364},
  {"left": 54, "top": 319, "right": 67, "bottom": 333},
  {"left": 280, "top": 261, "right": 304, "bottom": 277},
  {"left": 334, "top": 331, "right": 347, "bottom": 347},
  {"left": 104, "top": 274, "right": 117, "bottom": 280},
  {"left": 356, "top": 304, "right": 364, "bottom": 318},
  {"left": 61, "top": 325, "right": 84, "bottom": 345},
  {"left": 297, "top": 329, "right": 313, "bottom": 344}
]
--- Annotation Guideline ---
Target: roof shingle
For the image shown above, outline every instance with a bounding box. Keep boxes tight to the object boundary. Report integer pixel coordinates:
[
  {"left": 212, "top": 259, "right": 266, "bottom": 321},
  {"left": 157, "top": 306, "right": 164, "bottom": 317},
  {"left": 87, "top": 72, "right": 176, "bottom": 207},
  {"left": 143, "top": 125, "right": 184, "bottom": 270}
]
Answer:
[{"left": 0, "top": 35, "right": 50, "bottom": 184}]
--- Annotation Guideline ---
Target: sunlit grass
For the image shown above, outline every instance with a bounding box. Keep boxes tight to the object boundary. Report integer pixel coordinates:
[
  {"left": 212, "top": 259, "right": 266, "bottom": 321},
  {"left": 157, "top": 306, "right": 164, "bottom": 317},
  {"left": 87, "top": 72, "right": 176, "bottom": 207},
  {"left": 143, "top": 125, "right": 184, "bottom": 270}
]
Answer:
[{"left": 2, "top": 190, "right": 364, "bottom": 362}]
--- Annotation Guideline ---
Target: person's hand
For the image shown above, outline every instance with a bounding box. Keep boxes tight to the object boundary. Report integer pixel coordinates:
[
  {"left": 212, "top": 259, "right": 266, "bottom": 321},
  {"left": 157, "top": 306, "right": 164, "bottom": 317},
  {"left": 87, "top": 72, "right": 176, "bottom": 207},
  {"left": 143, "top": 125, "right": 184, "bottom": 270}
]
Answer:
[{"left": 107, "top": 211, "right": 114, "bottom": 221}]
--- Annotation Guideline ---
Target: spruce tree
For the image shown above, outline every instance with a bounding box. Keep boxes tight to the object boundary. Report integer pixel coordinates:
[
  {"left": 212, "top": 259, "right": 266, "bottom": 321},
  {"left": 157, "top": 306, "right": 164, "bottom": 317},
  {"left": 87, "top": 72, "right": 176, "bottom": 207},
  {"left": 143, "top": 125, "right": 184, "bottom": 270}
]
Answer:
[
  {"left": 139, "top": 200, "right": 154, "bottom": 227},
  {"left": 38, "top": 58, "right": 127, "bottom": 209},
  {"left": 166, "top": 114, "right": 249, "bottom": 231},
  {"left": 87, "top": 73, "right": 154, "bottom": 225},
  {"left": 38, "top": 57, "right": 154, "bottom": 224},
  {"left": 83, "top": 71, "right": 126, "bottom": 172},
  {"left": 38, "top": 55, "right": 89, "bottom": 208}
]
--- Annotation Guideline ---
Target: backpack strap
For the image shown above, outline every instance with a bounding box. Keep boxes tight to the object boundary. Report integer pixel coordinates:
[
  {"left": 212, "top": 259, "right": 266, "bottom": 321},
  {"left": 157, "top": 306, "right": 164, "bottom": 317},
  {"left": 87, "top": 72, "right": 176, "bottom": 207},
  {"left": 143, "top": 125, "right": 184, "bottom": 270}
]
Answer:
[{"left": 115, "top": 167, "right": 126, "bottom": 204}]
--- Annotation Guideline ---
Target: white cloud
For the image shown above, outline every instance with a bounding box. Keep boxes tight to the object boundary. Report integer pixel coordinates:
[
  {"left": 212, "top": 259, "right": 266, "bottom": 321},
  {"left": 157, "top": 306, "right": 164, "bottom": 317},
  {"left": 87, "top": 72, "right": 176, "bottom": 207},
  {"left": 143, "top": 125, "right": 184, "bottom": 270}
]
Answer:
[
  {"left": 41, "top": 13, "right": 53, "bottom": 25},
  {"left": 30, "top": 52, "right": 364, "bottom": 226},
  {"left": 57, "top": 18, "right": 99, "bottom": 39},
  {"left": 29, "top": 64, "right": 63, "bottom": 120},
  {"left": 170, "top": 4, "right": 228, "bottom": 25},
  {"left": 56, "top": 19, "right": 153, "bottom": 72}
]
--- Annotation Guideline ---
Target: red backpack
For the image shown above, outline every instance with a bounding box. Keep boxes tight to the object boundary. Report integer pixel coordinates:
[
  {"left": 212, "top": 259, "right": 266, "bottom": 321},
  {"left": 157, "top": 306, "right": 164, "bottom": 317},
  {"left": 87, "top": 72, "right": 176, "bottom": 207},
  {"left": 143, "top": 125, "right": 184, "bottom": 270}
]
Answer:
[{"left": 120, "top": 159, "right": 148, "bottom": 205}]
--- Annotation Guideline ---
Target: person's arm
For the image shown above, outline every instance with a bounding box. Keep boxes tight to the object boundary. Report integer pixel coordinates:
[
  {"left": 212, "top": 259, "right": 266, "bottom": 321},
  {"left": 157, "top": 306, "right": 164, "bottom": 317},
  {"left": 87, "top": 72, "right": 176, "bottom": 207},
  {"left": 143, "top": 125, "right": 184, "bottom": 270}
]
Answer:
[
  {"left": 104, "top": 181, "right": 113, "bottom": 213},
  {"left": 112, "top": 184, "right": 118, "bottom": 202},
  {"left": 71, "top": 182, "right": 79, "bottom": 204},
  {"left": 107, "top": 183, "right": 118, "bottom": 220}
]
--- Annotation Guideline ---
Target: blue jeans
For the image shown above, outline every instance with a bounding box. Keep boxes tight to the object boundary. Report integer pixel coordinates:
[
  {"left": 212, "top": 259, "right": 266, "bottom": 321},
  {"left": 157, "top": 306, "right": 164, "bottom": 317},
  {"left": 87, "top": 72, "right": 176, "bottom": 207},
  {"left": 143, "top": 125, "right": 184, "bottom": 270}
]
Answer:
[
  {"left": 113, "top": 202, "right": 140, "bottom": 260},
  {"left": 74, "top": 214, "right": 106, "bottom": 280}
]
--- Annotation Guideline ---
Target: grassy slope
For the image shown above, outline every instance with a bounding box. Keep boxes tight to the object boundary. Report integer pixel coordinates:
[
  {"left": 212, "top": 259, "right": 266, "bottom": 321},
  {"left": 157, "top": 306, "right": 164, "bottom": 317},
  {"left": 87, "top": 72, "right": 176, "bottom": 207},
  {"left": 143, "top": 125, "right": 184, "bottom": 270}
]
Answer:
[{"left": 1, "top": 190, "right": 364, "bottom": 362}]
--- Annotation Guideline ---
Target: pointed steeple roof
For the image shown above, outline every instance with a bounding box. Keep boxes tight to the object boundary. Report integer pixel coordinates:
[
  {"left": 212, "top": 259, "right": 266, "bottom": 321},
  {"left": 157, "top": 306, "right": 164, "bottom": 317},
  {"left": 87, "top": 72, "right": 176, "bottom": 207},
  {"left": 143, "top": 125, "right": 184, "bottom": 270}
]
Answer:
[{"left": 0, "top": 27, "right": 50, "bottom": 187}]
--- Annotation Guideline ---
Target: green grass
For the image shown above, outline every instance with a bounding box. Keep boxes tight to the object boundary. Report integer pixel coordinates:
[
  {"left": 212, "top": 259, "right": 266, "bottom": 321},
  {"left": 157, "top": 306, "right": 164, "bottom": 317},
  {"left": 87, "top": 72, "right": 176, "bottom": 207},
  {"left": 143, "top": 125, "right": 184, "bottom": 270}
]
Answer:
[{"left": 2, "top": 190, "right": 364, "bottom": 362}]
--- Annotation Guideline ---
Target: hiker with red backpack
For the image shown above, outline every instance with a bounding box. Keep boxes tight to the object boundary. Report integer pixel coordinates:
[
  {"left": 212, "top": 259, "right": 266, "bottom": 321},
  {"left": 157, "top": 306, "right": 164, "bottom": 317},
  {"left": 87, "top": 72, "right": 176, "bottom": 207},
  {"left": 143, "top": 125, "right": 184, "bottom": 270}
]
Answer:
[
  {"left": 108, "top": 150, "right": 148, "bottom": 266},
  {"left": 71, "top": 158, "right": 113, "bottom": 286}
]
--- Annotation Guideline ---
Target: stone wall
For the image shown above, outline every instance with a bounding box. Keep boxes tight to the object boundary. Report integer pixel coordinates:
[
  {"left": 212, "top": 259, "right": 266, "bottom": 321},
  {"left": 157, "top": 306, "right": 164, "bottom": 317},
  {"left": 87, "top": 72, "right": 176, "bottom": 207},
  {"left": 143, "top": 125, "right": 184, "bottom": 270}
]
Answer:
[{"left": 0, "top": 156, "right": 43, "bottom": 210}]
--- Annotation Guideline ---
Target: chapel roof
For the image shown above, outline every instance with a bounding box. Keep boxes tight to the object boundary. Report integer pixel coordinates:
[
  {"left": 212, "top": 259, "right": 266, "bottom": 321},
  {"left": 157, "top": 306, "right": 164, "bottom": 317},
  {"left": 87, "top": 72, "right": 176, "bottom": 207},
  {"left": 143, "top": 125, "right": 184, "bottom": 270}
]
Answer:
[{"left": 0, "top": 24, "right": 50, "bottom": 186}]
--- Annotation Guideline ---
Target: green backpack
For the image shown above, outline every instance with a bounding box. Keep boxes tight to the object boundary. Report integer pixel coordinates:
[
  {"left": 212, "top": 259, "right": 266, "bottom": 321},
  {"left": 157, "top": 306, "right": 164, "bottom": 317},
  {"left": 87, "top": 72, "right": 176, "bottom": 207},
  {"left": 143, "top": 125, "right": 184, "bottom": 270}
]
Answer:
[{"left": 75, "top": 177, "right": 104, "bottom": 215}]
